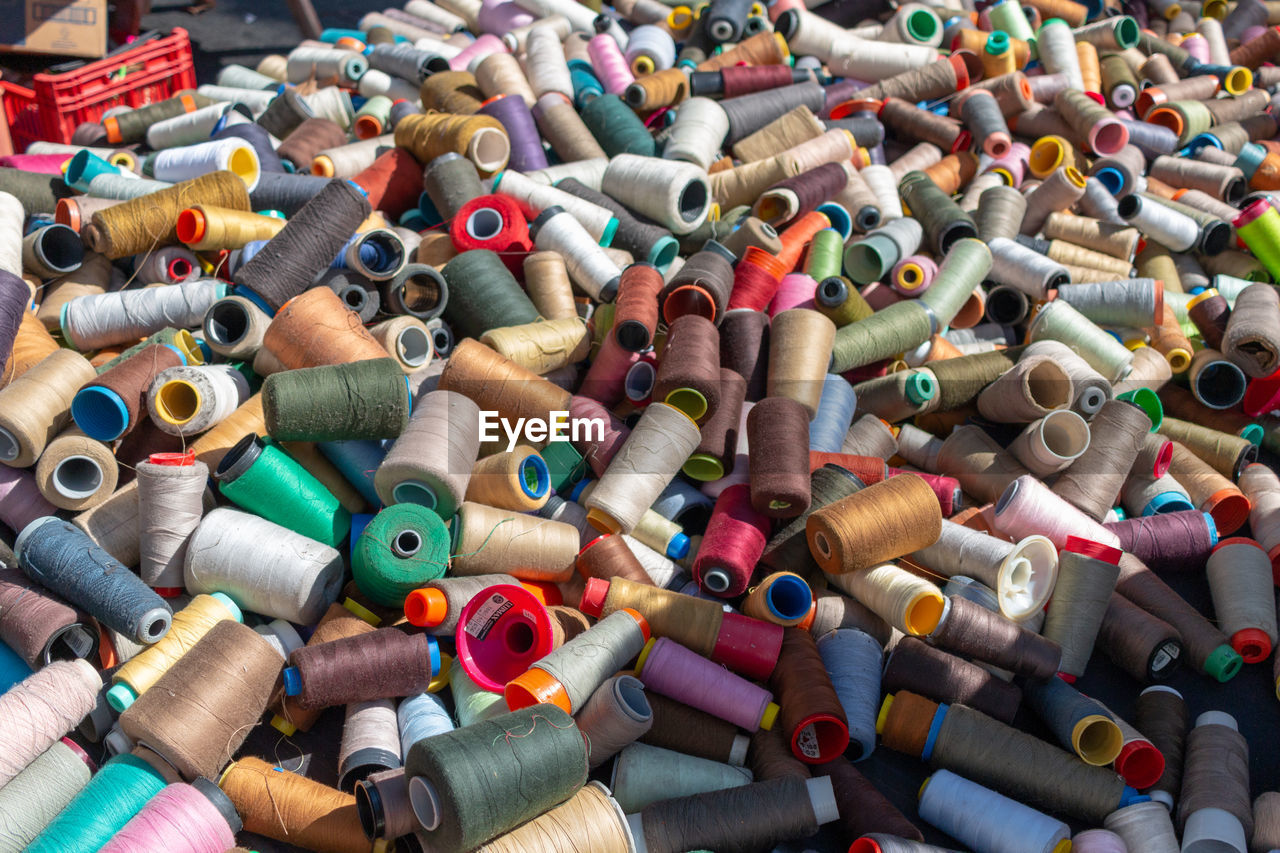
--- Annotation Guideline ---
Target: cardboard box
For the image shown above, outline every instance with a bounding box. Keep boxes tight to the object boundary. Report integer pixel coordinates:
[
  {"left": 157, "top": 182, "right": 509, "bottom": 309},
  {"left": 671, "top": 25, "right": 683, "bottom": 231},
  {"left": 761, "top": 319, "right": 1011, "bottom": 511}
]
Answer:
[{"left": 0, "top": 0, "right": 107, "bottom": 59}]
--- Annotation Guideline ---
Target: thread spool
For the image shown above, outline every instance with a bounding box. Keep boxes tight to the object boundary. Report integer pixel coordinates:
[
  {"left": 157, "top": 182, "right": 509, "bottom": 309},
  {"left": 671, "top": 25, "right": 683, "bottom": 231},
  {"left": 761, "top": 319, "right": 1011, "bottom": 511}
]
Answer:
[
  {"left": 613, "top": 741, "right": 753, "bottom": 814},
  {"left": 450, "top": 501, "right": 578, "bottom": 582},
  {"left": 638, "top": 635, "right": 779, "bottom": 732},
  {"left": 1132, "top": 685, "right": 1187, "bottom": 811},
  {"left": 1206, "top": 538, "right": 1277, "bottom": 661},
  {"left": 0, "top": 738, "right": 94, "bottom": 852},
  {"left": 0, "top": 659, "right": 98, "bottom": 788},
  {"left": 928, "top": 593, "right": 1062, "bottom": 678},
  {"left": 220, "top": 756, "right": 371, "bottom": 853},
  {"left": 692, "top": 484, "right": 770, "bottom": 597},
  {"left": 806, "top": 474, "right": 942, "bottom": 578},
  {"left": 884, "top": 634, "right": 1021, "bottom": 724},
  {"left": 283, "top": 626, "right": 438, "bottom": 712},
  {"left": 1178, "top": 711, "right": 1253, "bottom": 851},
  {"left": 372, "top": 389, "right": 479, "bottom": 518},
  {"left": 145, "top": 364, "right": 248, "bottom": 437},
  {"left": 919, "top": 769, "right": 1070, "bottom": 853},
  {"left": 909, "top": 521, "right": 1058, "bottom": 621},
  {"left": 24, "top": 752, "right": 167, "bottom": 853},
  {"left": 573, "top": 674, "right": 652, "bottom": 769}
]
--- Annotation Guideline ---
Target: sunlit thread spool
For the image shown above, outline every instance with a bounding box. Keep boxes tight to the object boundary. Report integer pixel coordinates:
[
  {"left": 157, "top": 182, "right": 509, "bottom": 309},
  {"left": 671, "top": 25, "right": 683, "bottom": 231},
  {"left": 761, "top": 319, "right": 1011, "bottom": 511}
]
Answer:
[
  {"left": 1026, "top": 299, "right": 1133, "bottom": 382},
  {"left": 919, "top": 769, "right": 1071, "bottom": 853},
  {"left": 24, "top": 752, "right": 168, "bottom": 853},
  {"left": 96, "top": 779, "right": 240, "bottom": 853},
  {"left": 491, "top": 171, "right": 616, "bottom": 245},
  {"left": 992, "top": 475, "right": 1121, "bottom": 549},
  {"left": 574, "top": 674, "right": 653, "bottom": 769},
  {"left": 83, "top": 171, "right": 250, "bottom": 259},
  {"left": 0, "top": 737, "right": 95, "bottom": 851},
  {"left": 823, "top": 560, "right": 944, "bottom": 638},
  {"left": 152, "top": 139, "right": 260, "bottom": 191},
  {"left": 523, "top": 26, "right": 573, "bottom": 100},
  {"left": 0, "top": 659, "right": 99, "bottom": 787},
  {"left": 602, "top": 154, "right": 712, "bottom": 236},
  {"left": 473, "top": 781, "right": 633, "bottom": 853},
  {"left": 637, "top": 635, "right": 779, "bottom": 732},
  {"left": 335, "top": 699, "right": 403, "bottom": 793},
  {"left": 693, "top": 483, "right": 771, "bottom": 597},
  {"left": 220, "top": 756, "right": 371, "bottom": 853},
  {"left": 145, "top": 364, "right": 247, "bottom": 438},
  {"left": 449, "top": 501, "right": 579, "bottom": 582},
  {"left": 395, "top": 112, "right": 511, "bottom": 176}
]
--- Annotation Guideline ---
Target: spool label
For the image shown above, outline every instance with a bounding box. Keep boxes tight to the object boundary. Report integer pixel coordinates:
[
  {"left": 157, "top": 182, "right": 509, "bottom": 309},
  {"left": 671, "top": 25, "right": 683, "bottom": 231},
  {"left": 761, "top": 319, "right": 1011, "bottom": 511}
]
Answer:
[
  {"left": 464, "top": 592, "right": 514, "bottom": 641},
  {"left": 1151, "top": 641, "right": 1180, "bottom": 673},
  {"left": 796, "top": 724, "right": 822, "bottom": 759}
]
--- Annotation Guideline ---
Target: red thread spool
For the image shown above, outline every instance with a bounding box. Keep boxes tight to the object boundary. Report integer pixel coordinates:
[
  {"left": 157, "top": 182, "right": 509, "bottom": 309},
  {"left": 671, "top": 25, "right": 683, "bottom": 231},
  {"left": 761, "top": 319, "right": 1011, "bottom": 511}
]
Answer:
[
  {"left": 453, "top": 584, "right": 554, "bottom": 692},
  {"left": 889, "top": 467, "right": 962, "bottom": 517},
  {"left": 1114, "top": 733, "right": 1166, "bottom": 790},
  {"left": 352, "top": 148, "right": 425, "bottom": 219},
  {"left": 729, "top": 247, "right": 788, "bottom": 311},
  {"left": 808, "top": 452, "right": 888, "bottom": 483},
  {"left": 449, "top": 194, "right": 532, "bottom": 273},
  {"left": 694, "top": 484, "right": 772, "bottom": 598},
  {"left": 614, "top": 263, "right": 665, "bottom": 352}
]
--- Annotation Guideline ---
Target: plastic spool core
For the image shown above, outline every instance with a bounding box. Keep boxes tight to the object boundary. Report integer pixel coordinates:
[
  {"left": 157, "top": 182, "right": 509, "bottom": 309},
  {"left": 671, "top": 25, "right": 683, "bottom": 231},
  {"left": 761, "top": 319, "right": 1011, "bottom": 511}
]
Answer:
[
  {"left": 392, "top": 530, "right": 423, "bottom": 558},
  {"left": 466, "top": 207, "right": 504, "bottom": 241},
  {"left": 408, "top": 776, "right": 443, "bottom": 831},
  {"left": 702, "top": 567, "right": 731, "bottom": 593},
  {"left": 156, "top": 380, "right": 200, "bottom": 425},
  {"left": 396, "top": 325, "right": 432, "bottom": 367},
  {"left": 520, "top": 456, "right": 549, "bottom": 498},
  {"left": 766, "top": 574, "right": 812, "bottom": 621},
  {"left": 37, "top": 224, "right": 86, "bottom": 272},
  {"left": 0, "top": 427, "right": 19, "bottom": 462},
  {"left": 53, "top": 456, "right": 103, "bottom": 500},
  {"left": 1195, "top": 361, "right": 1247, "bottom": 409},
  {"left": 392, "top": 480, "right": 438, "bottom": 509},
  {"left": 206, "top": 300, "right": 251, "bottom": 346},
  {"left": 469, "top": 128, "right": 510, "bottom": 172},
  {"left": 505, "top": 620, "right": 535, "bottom": 655},
  {"left": 678, "top": 180, "right": 709, "bottom": 223}
]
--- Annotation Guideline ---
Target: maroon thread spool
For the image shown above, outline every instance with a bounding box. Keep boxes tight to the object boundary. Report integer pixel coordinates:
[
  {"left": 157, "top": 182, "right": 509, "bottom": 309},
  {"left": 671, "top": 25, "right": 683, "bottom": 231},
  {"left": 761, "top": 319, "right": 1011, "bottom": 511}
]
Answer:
[
  {"left": 747, "top": 396, "right": 812, "bottom": 518},
  {"left": 283, "top": 628, "right": 440, "bottom": 710}
]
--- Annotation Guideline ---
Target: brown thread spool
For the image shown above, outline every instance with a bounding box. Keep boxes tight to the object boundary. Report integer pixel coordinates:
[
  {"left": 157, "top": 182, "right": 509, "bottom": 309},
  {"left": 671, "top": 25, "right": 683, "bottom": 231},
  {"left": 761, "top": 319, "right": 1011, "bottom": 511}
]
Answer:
[
  {"left": 0, "top": 348, "right": 94, "bottom": 467},
  {"left": 287, "top": 627, "right": 434, "bottom": 710},
  {"left": 1146, "top": 302, "right": 1194, "bottom": 372},
  {"left": 83, "top": 172, "right": 251, "bottom": 259},
  {"left": 475, "top": 52, "right": 536, "bottom": 107},
  {"left": 1253, "top": 792, "right": 1280, "bottom": 852},
  {"left": 614, "top": 263, "right": 664, "bottom": 352},
  {"left": 636, "top": 776, "right": 829, "bottom": 853},
  {"left": 1, "top": 309, "right": 60, "bottom": 388},
  {"left": 419, "top": 70, "right": 485, "bottom": 113},
  {"left": 1134, "top": 685, "right": 1187, "bottom": 808},
  {"left": 277, "top": 118, "right": 349, "bottom": 171},
  {"left": 1052, "top": 400, "right": 1152, "bottom": 521},
  {"left": 883, "top": 635, "right": 1022, "bottom": 723},
  {"left": 78, "top": 344, "right": 184, "bottom": 441},
  {"left": 770, "top": 627, "right": 849, "bottom": 763},
  {"left": 928, "top": 594, "right": 1061, "bottom": 679},
  {"left": 1099, "top": 591, "right": 1183, "bottom": 683},
  {"left": 262, "top": 287, "right": 390, "bottom": 370},
  {"left": 270, "top": 601, "right": 378, "bottom": 735},
  {"left": 577, "top": 534, "right": 655, "bottom": 586},
  {"left": 1159, "top": 384, "right": 1257, "bottom": 439},
  {"left": 749, "top": 725, "right": 810, "bottom": 782},
  {"left": 438, "top": 337, "right": 572, "bottom": 427},
  {"left": 733, "top": 106, "right": 825, "bottom": 164},
  {"left": 532, "top": 94, "right": 607, "bottom": 162},
  {"left": 922, "top": 152, "right": 979, "bottom": 196},
  {"left": 641, "top": 691, "right": 749, "bottom": 766},
  {"left": 1167, "top": 440, "right": 1250, "bottom": 535},
  {"left": 1177, "top": 713, "right": 1253, "bottom": 838},
  {"left": 625, "top": 68, "right": 689, "bottom": 109},
  {"left": 761, "top": 465, "right": 866, "bottom": 585},
  {"left": 935, "top": 424, "right": 1031, "bottom": 506},
  {"left": 1158, "top": 417, "right": 1255, "bottom": 479},
  {"left": 1116, "top": 551, "right": 1237, "bottom": 679},
  {"left": 767, "top": 308, "right": 836, "bottom": 418},
  {"left": 1042, "top": 213, "right": 1139, "bottom": 260},
  {"left": 817, "top": 756, "right": 925, "bottom": 843},
  {"left": 451, "top": 501, "right": 578, "bottom": 581},
  {"left": 523, "top": 251, "right": 578, "bottom": 321},
  {"left": 0, "top": 567, "right": 96, "bottom": 668},
  {"left": 747, "top": 396, "right": 811, "bottom": 518},
  {"left": 1223, "top": 281, "right": 1280, "bottom": 378},
  {"left": 880, "top": 98, "right": 967, "bottom": 154},
  {"left": 118, "top": 620, "right": 281, "bottom": 780},
  {"left": 974, "top": 354, "right": 1072, "bottom": 423},
  {"left": 807, "top": 474, "right": 942, "bottom": 575},
  {"left": 653, "top": 314, "right": 721, "bottom": 423},
  {"left": 221, "top": 756, "right": 372, "bottom": 853}
]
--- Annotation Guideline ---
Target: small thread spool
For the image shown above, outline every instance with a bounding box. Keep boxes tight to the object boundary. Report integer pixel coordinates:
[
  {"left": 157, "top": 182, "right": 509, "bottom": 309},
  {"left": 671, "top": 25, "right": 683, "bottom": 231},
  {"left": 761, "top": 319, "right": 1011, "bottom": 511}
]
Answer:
[
  {"left": 919, "top": 769, "right": 1071, "bottom": 853},
  {"left": 693, "top": 484, "right": 771, "bottom": 597},
  {"left": 351, "top": 503, "right": 451, "bottom": 609},
  {"left": 909, "top": 521, "right": 1058, "bottom": 620},
  {"left": 744, "top": 572, "right": 814, "bottom": 627}
]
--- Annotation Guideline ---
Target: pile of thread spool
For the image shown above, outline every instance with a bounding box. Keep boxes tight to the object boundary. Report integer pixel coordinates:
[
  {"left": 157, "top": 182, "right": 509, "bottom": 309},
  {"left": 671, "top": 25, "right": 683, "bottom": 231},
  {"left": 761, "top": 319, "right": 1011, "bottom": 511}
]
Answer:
[{"left": 3, "top": 0, "right": 1280, "bottom": 851}]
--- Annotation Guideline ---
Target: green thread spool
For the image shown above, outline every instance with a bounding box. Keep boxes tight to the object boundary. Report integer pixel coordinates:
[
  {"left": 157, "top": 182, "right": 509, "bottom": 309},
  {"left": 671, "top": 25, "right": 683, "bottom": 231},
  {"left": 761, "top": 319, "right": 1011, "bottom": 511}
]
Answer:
[
  {"left": 987, "top": 0, "right": 1036, "bottom": 52},
  {"left": 1233, "top": 200, "right": 1280, "bottom": 281},
  {"left": 440, "top": 250, "right": 540, "bottom": 340},
  {"left": 95, "top": 327, "right": 202, "bottom": 374},
  {"left": 899, "top": 171, "right": 978, "bottom": 255},
  {"left": 262, "top": 357, "right": 411, "bottom": 442},
  {"left": 815, "top": 276, "right": 874, "bottom": 327},
  {"left": 215, "top": 434, "right": 353, "bottom": 547},
  {"left": 579, "top": 94, "right": 657, "bottom": 158},
  {"left": 1027, "top": 300, "right": 1133, "bottom": 382},
  {"left": 830, "top": 300, "right": 936, "bottom": 373},
  {"left": 405, "top": 704, "right": 589, "bottom": 852},
  {"left": 1146, "top": 100, "right": 1213, "bottom": 146},
  {"left": 919, "top": 238, "right": 992, "bottom": 329},
  {"left": 25, "top": 753, "right": 167, "bottom": 853},
  {"left": 352, "top": 503, "right": 450, "bottom": 607},
  {"left": 804, "top": 229, "right": 845, "bottom": 283}
]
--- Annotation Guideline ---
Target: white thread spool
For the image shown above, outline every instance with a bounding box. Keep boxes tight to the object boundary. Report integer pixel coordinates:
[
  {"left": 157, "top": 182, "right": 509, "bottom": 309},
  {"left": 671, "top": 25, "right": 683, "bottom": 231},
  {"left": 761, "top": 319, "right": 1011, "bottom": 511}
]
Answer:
[
  {"left": 531, "top": 206, "right": 623, "bottom": 301},
  {"left": 152, "top": 139, "right": 261, "bottom": 191},
  {"left": 405, "top": 0, "right": 468, "bottom": 31},
  {"left": 881, "top": 3, "right": 943, "bottom": 46},
  {"left": 313, "top": 134, "right": 395, "bottom": 178},
  {"left": 1116, "top": 194, "right": 1199, "bottom": 253},
  {"left": 184, "top": 507, "right": 344, "bottom": 624},
  {"left": 860, "top": 165, "right": 904, "bottom": 220},
  {"left": 512, "top": 0, "right": 600, "bottom": 36},
  {"left": 624, "top": 25, "right": 677, "bottom": 74},
  {"left": 216, "top": 64, "right": 280, "bottom": 90},
  {"left": 816, "top": 627, "right": 881, "bottom": 760},
  {"left": 1037, "top": 19, "right": 1085, "bottom": 92},
  {"left": 621, "top": 533, "right": 684, "bottom": 588},
  {"left": 357, "top": 69, "right": 421, "bottom": 104},
  {"left": 413, "top": 35, "right": 464, "bottom": 61},
  {"left": 136, "top": 458, "right": 209, "bottom": 590},
  {"left": 286, "top": 47, "right": 368, "bottom": 86},
  {"left": 824, "top": 563, "right": 944, "bottom": 637},
  {"left": 919, "top": 769, "right": 1070, "bottom": 853},
  {"left": 523, "top": 158, "right": 609, "bottom": 189},
  {"left": 0, "top": 192, "right": 24, "bottom": 279},
  {"left": 370, "top": 316, "right": 435, "bottom": 373},
  {"left": 663, "top": 98, "right": 730, "bottom": 171},
  {"left": 146, "top": 365, "right": 250, "bottom": 437},
  {"left": 611, "top": 742, "right": 752, "bottom": 813},
  {"left": 909, "top": 522, "right": 1059, "bottom": 621},
  {"left": 523, "top": 24, "right": 574, "bottom": 99},
  {"left": 602, "top": 154, "right": 712, "bottom": 235},
  {"left": 492, "top": 170, "right": 617, "bottom": 244},
  {"left": 1105, "top": 801, "right": 1179, "bottom": 853},
  {"left": 1007, "top": 409, "right": 1091, "bottom": 477},
  {"left": 987, "top": 237, "right": 1069, "bottom": 299},
  {"left": 301, "top": 86, "right": 355, "bottom": 129},
  {"left": 585, "top": 402, "right": 701, "bottom": 535},
  {"left": 145, "top": 102, "right": 236, "bottom": 149},
  {"left": 203, "top": 294, "right": 271, "bottom": 361},
  {"left": 61, "top": 279, "right": 227, "bottom": 352}
]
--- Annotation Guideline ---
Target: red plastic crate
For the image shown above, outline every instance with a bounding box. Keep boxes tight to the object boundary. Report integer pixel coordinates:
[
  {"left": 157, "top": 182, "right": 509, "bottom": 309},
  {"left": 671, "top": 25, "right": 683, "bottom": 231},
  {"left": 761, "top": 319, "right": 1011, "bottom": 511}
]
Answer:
[{"left": 2, "top": 28, "right": 196, "bottom": 151}]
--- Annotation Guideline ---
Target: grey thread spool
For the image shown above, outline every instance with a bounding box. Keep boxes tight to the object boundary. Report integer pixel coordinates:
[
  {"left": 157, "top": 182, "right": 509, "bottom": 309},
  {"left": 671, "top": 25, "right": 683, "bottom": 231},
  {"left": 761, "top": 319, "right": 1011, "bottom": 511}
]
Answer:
[
  {"left": 987, "top": 237, "right": 1069, "bottom": 300},
  {"left": 577, "top": 674, "right": 653, "bottom": 768},
  {"left": 1021, "top": 340, "right": 1112, "bottom": 416},
  {"left": 611, "top": 742, "right": 754, "bottom": 813},
  {"left": 339, "top": 699, "right": 402, "bottom": 792},
  {"left": 1052, "top": 400, "right": 1152, "bottom": 520},
  {"left": 1043, "top": 544, "right": 1122, "bottom": 678}
]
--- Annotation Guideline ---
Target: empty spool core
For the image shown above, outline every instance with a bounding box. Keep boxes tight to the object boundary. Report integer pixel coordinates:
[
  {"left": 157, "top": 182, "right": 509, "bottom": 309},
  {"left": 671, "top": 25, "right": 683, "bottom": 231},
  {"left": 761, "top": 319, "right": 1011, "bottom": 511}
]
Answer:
[
  {"left": 206, "top": 300, "right": 251, "bottom": 346},
  {"left": 466, "top": 207, "right": 504, "bottom": 241},
  {"left": 678, "top": 180, "right": 709, "bottom": 223},
  {"left": 396, "top": 325, "right": 432, "bottom": 367},
  {"left": 53, "top": 456, "right": 103, "bottom": 500}
]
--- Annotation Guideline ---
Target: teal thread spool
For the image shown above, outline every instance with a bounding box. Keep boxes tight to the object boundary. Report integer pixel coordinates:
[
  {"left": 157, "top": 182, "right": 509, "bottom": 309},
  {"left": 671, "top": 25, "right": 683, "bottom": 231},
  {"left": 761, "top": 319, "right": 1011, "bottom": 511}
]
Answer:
[
  {"left": 263, "top": 357, "right": 411, "bottom": 442},
  {"left": 404, "top": 704, "right": 589, "bottom": 852},
  {"left": 25, "top": 753, "right": 167, "bottom": 853},
  {"left": 352, "top": 503, "right": 451, "bottom": 607},
  {"left": 579, "top": 94, "right": 658, "bottom": 158},
  {"left": 215, "top": 434, "right": 352, "bottom": 547}
]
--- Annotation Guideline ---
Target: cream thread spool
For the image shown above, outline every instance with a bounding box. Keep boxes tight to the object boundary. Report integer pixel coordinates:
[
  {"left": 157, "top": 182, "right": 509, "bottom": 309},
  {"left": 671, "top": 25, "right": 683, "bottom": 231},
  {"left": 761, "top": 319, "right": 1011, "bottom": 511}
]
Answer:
[
  {"left": 909, "top": 521, "right": 1059, "bottom": 621},
  {"left": 523, "top": 25, "right": 574, "bottom": 99},
  {"left": 375, "top": 389, "right": 481, "bottom": 518},
  {"left": 987, "top": 237, "right": 1069, "bottom": 300},
  {"left": 146, "top": 365, "right": 250, "bottom": 437},
  {"left": 480, "top": 318, "right": 590, "bottom": 376},
  {"left": 1007, "top": 410, "right": 1092, "bottom": 477},
  {"left": 152, "top": 139, "right": 261, "bottom": 191},
  {"left": 602, "top": 154, "right": 712, "bottom": 235},
  {"left": 202, "top": 295, "right": 270, "bottom": 361},
  {"left": 1021, "top": 339, "right": 1113, "bottom": 416},
  {"left": 825, "top": 563, "right": 945, "bottom": 637},
  {"left": 313, "top": 135, "right": 395, "bottom": 178},
  {"left": 475, "top": 52, "right": 537, "bottom": 107},
  {"left": 450, "top": 501, "right": 578, "bottom": 581},
  {"left": 369, "top": 316, "right": 435, "bottom": 374},
  {"left": 33, "top": 428, "right": 117, "bottom": 511},
  {"left": 663, "top": 98, "right": 730, "bottom": 171},
  {"left": 286, "top": 46, "right": 369, "bottom": 86},
  {"left": 0, "top": 349, "right": 96, "bottom": 468},
  {"left": 1206, "top": 539, "right": 1278, "bottom": 662},
  {"left": 530, "top": 207, "right": 622, "bottom": 301},
  {"left": 136, "top": 458, "right": 208, "bottom": 593},
  {"left": 465, "top": 445, "right": 551, "bottom": 512},
  {"left": 145, "top": 102, "right": 243, "bottom": 149}
]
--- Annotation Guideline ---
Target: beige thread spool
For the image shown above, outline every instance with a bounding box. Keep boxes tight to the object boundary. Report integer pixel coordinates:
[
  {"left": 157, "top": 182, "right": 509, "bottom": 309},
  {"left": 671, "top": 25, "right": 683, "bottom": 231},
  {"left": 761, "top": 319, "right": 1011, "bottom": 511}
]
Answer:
[
  {"left": 841, "top": 413, "right": 899, "bottom": 460},
  {"left": 767, "top": 309, "right": 837, "bottom": 419},
  {"left": 1042, "top": 212, "right": 1140, "bottom": 260},
  {"left": 369, "top": 316, "right": 435, "bottom": 373},
  {"left": 975, "top": 354, "right": 1073, "bottom": 423},
  {"left": 0, "top": 349, "right": 96, "bottom": 468},
  {"left": 375, "top": 389, "right": 480, "bottom": 517},
  {"left": 480, "top": 318, "right": 591, "bottom": 376},
  {"left": 935, "top": 425, "right": 1032, "bottom": 505},
  {"left": 1007, "top": 409, "right": 1092, "bottom": 477},
  {"left": 203, "top": 295, "right": 271, "bottom": 362},
  {"left": 33, "top": 427, "right": 119, "bottom": 511},
  {"left": 450, "top": 500, "right": 578, "bottom": 581},
  {"left": 824, "top": 562, "right": 946, "bottom": 637},
  {"left": 523, "top": 251, "right": 579, "bottom": 321},
  {"left": 35, "top": 252, "right": 112, "bottom": 329},
  {"left": 465, "top": 446, "right": 551, "bottom": 512}
]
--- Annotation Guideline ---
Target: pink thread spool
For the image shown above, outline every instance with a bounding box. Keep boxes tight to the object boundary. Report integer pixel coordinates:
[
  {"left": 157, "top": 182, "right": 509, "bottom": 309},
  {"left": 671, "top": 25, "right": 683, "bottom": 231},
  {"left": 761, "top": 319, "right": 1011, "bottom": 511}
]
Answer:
[
  {"left": 570, "top": 395, "right": 632, "bottom": 477},
  {"left": 450, "top": 34, "right": 508, "bottom": 71},
  {"left": 637, "top": 636, "right": 780, "bottom": 731},
  {"left": 588, "top": 34, "right": 636, "bottom": 95},
  {"left": 453, "top": 584, "right": 555, "bottom": 692},
  {"left": 99, "top": 780, "right": 239, "bottom": 853},
  {"left": 770, "top": 273, "right": 819, "bottom": 316},
  {"left": 578, "top": 329, "right": 641, "bottom": 408},
  {"left": 890, "top": 255, "right": 938, "bottom": 295},
  {"left": 693, "top": 483, "right": 771, "bottom": 598}
]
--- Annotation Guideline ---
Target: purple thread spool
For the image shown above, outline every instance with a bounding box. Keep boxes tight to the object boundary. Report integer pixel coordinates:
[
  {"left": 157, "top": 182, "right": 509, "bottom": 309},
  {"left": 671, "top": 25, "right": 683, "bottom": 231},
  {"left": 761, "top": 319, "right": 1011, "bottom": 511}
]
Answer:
[
  {"left": 636, "top": 636, "right": 779, "bottom": 732},
  {"left": 478, "top": 94, "right": 549, "bottom": 173}
]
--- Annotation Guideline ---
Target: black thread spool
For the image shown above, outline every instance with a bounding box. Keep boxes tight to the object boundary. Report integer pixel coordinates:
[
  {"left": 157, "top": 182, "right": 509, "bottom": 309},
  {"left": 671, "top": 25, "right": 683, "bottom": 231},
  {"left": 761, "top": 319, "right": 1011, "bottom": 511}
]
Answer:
[
  {"left": 256, "top": 88, "right": 315, "bottom": 140},
  {"left": 705, "top": 0, "right": 754, "bottom": 43},
  {"left": 321, "top": 271, "right": 381, "bottom": 323},
  {"left": 899, "top": 170, "right": 978, "bottom": 254}
]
